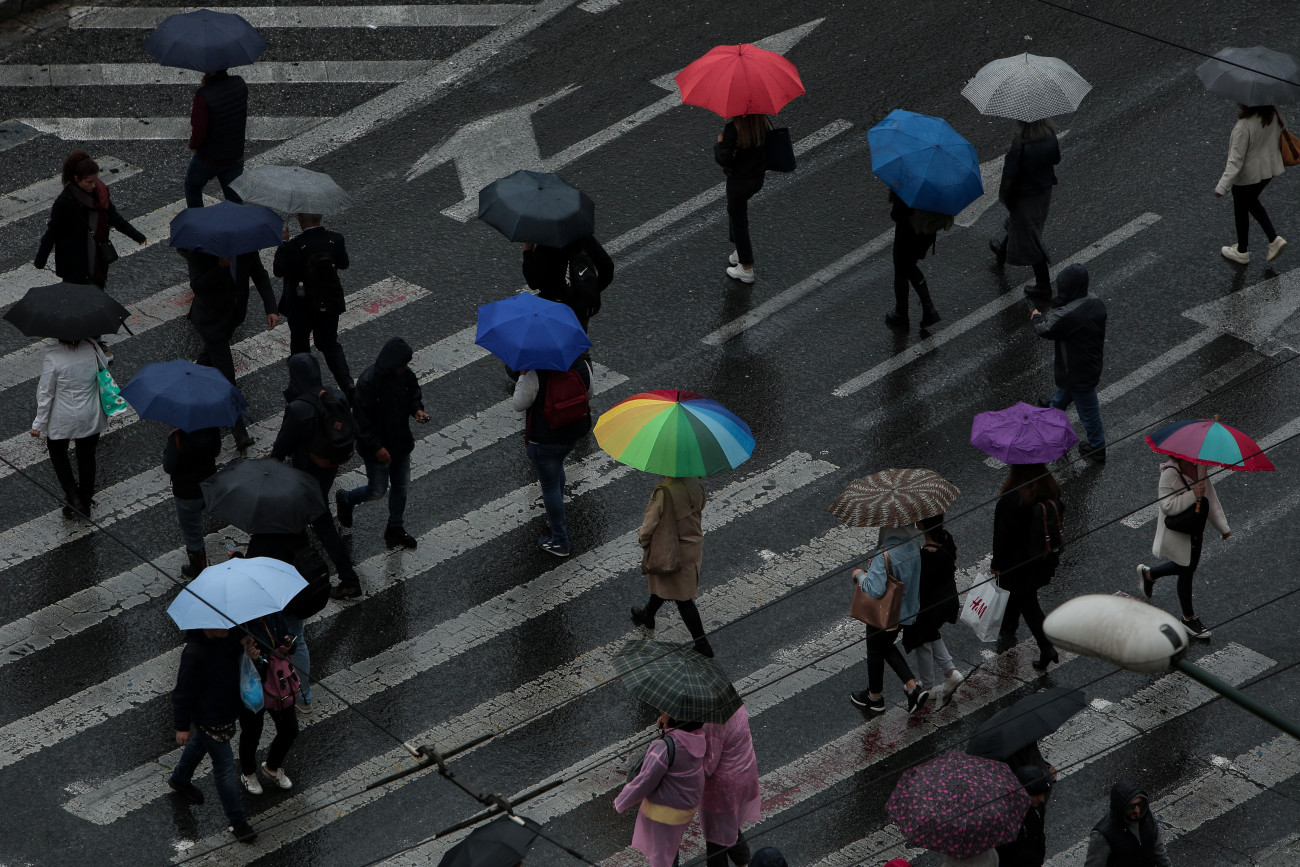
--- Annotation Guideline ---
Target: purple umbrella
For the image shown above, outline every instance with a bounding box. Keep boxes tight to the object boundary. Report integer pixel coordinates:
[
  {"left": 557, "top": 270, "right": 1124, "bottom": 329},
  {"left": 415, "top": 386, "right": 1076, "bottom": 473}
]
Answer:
[
  {"left": 971, "top": 402, "right": 1078, "bottom": 464},
  {"left": 886, "top": 751, "right": 1030, "bottom": 860}
]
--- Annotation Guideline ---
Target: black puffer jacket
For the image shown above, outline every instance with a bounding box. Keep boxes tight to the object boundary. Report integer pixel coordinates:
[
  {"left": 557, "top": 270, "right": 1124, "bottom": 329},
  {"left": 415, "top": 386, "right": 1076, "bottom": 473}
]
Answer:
[
  {"left": 352, "top": 337, "right": 424, "bottom": 460},
  {"left": 172, "top": 630, "right": 243, "bottom": 731},
  {"left": 1033, "top": 264, "right": 1106, "bottom": 391},
  {"left": 271, "top": 353, "right": 326, "bottom": 472},
  {"left": 162, "top": 427, "right": 222, "bottom": 499}
]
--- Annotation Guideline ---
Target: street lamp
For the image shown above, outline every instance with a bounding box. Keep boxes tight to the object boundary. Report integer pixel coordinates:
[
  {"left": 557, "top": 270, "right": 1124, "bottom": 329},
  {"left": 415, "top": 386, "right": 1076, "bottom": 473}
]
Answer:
[{"left": 1044, "top": 594, "right": 1300, "bottom": 740}]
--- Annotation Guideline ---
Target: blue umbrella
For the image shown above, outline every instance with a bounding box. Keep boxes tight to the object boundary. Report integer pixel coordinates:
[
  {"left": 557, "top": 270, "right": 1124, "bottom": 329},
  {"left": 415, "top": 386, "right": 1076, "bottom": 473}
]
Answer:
[
  {"left": 144, "top": 9, "right": 268, "bottom": 74},
  {"left": 478, "top": 170, "right": 595, "bottom": 248},
  {"left": 167, "top": 557, "right": 307, "bottom": 630},
  {"left": 475, "top": 294, "right": 591, "bottom": 371},
  {"left": 121, "top": 360, "right": 249, "bottom": 431},
  {"left": 169, "top": 200, "right": 283, "bottom": 257},
  {"left": 869, "top": 109, "right": 983, "bottom": 216}
]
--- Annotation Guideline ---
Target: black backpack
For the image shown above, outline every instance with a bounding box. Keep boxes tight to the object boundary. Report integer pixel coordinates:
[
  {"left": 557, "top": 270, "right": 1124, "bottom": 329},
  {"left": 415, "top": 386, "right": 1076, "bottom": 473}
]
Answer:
[
  {"left": 301, "top": 244, "right": 344, "bottom": 315},
  {"left": 283, "top": 547, "right": 331, "bottom": 619},
  {"left": 299, "top": 389, "right": 356, "bottom": 468},
  {"left": 567, "top": 249, "right": 602, "bottom": 321}
]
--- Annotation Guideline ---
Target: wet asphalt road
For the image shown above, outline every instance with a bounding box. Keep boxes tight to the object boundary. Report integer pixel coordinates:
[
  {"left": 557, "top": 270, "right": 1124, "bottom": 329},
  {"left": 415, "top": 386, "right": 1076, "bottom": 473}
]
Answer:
[{"left": 3, "top": 0, "right": 1300, "bottom": 865}]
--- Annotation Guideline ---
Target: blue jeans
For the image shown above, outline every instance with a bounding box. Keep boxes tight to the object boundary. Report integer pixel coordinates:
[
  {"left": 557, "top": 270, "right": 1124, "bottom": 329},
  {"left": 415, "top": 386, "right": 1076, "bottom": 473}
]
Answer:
[
  {"left": 184, "top": 157, "right": 244, "bottom": 208},
  {"left": 342, "top": 451, "right": 411, "bottom": 528},
  {"left": 174, "top": 496, "right": 206, "bottom": 553},
  {"left": 1051, "top": 387, "right": 1105, "bottom": 449},
  {"left": 282, "top": 613, "right": 312, "bottom": 705},
  {"left": 526, "top": 440, "right": 574, "bottom": 550},
  {"left": 170, "top": 726, "right": 245, "bottom": 823}
]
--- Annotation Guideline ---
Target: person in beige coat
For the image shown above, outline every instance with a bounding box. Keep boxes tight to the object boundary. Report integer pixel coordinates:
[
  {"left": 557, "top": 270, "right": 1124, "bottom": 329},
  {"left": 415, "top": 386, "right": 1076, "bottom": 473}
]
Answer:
[
  {"left": 1215, "top": 104, "right": 1286, "bottom": 265},
  {"left": 1136, "top": 458, "right": 1231, "bottom": 640},
  {"left": 630, "top": 476, "right": 713, "bottom": 657}
]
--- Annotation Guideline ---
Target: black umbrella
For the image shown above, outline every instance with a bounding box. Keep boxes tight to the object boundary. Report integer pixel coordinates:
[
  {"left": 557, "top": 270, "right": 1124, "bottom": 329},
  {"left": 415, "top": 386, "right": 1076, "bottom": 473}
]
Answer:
[
  {"left": 478, "top": 170, "right": 595, "bottom": 248},
  {"left": 438, "top": 816, "right": 540, "bottom": 867},
  {"left": 967, "top": 687, "right": 1087, "bottom": 761},
  {"left": 3, "top": 282, "right": 131, "bottom": 342},
  {"left": 201, "top": 459, "right": 327, "bottom": 534}
]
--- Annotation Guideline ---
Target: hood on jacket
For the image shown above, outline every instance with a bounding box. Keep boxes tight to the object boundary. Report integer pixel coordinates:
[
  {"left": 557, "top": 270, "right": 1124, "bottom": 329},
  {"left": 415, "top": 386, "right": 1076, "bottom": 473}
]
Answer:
[
  {"left": 284, "top": 353, "right": 322, "bottom": 402},
  {"left": 185, "top": 426, "right": 223, "bottom": 453},
  {"left": 668, "top": 726, "right": 709, "bottom": 759},
  {"left": 1109, "top": 779, "right": 1149, "bottom": 820},
  {"left": 1053, "top": 263, "right": 1090, "bottom": 306},
  {"left": 375, "top": 337, "right": 414, "bottom": 376}
]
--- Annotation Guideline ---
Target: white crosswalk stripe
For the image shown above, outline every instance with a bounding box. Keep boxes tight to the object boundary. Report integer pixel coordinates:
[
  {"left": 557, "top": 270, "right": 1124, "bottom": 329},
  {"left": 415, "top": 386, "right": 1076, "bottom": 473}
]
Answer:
[
  {"left": 13, "top": 116, "right": 326, "bottom": 141},
  {"left": 0, "top": 62, "right": 427, "bottom": 87},
  {"left": 68, "top": 5, "right": 532, "bottom": 29}
]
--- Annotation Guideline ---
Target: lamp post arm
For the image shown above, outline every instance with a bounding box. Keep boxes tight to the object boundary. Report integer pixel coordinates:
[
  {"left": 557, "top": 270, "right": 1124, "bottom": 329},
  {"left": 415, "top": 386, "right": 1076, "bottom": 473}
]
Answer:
[{"left": 1174, "top": 659, "right": 1300, "bottom": 740}]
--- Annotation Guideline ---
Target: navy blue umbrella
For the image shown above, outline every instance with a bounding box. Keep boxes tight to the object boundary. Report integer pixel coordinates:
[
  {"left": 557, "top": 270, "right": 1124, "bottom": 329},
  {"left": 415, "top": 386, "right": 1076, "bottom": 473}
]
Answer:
[
  {"left": 169, "top": 200, "right": 283, "bottom": 258},
  {"left": 121, "top": 360, "right": 248, "bottom": 431},
  {"left": 478, "top": 170, "right": 595, "bottom": 248},
  {"left": 144, "top": 9, "right": 268, "bottom": 74},
  {"left": 475, "top": 293, "right": 590, "bottom": 371}
]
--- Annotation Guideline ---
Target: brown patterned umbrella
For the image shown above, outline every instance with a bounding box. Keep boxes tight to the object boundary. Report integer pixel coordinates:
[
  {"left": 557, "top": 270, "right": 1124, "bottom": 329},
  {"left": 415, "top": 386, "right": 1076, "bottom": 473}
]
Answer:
[{"left": 829, "top": 468, "right": 959, "bottom": 527}]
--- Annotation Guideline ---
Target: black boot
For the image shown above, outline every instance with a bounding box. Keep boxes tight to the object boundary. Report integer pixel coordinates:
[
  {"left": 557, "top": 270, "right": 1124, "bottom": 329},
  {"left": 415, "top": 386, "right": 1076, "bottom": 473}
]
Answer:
[
  {"left": 631, "top": 595, "right": 665, "bottom": 630},
  {"left": 914, "top": 280, "right": 941, "bottom": 329},
  {"left": 62, "top": 491, "right": 86, "bottom": 520},
  {"left": 233, "top": 418, "right": 254, "bottom": 454},
  {"left": 677, "top": 600, "right": 714, "bottom": 658},
  {"left": 181, "top": 549, "right": 207, "bottom": 579},
  {"left": 990, "top": 238, "right": 1007, "bottom": 268},
  {"left": 884, "top": 309, "right": 909, "bottom": 329}
]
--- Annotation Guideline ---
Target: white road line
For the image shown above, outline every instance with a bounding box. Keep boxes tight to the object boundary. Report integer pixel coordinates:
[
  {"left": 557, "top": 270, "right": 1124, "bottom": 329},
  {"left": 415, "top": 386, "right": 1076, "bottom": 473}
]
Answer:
[
  {"left": 578, "top": 0, "right": 622, "bottom": 10},
  {"left": 1097, "top": 328, "right": 1220, "bottom": 404},
  {"left": 0, "top": 62, "right": 427, "bottom": 87},
  {"left": 14, "top": 117, "right": 324, "bottom": 141},
  {"left": 68, "top": 5, "right": 530, "bottom": 29},
  {"left": 0, "top": 156, "right": 139, "bottom": 227},
  {"left": 832, "top": 213, "right": 1162, "bottom": 397}
]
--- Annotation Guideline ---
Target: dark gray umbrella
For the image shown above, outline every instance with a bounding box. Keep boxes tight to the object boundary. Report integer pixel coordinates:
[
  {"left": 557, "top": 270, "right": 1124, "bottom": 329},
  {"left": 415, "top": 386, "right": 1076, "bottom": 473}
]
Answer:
[
  {"left": 478, "top": 170, "right": 595, "bottom": 248},
  {"left": 967, "top": 687, "right": 1087, "bottom": 760},
  {"left": 438, "top": 816, "right": 540, "bottom": 867},
  {"left": 1198, "top": 46, "right": 1300, "bottom": 106},
  {"left": 230, "top": 165, "right": 353, "bottom": 215},
  {"left": 3, "top": 282, "right": 131, "bottom": 342},
  {"left": 201, "top": 459, "right": 327, "bottom": 534}
]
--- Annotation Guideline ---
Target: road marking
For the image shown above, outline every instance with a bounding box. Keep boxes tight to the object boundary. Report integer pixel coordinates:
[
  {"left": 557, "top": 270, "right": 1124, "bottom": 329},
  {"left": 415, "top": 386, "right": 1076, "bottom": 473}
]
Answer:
[
  {"left": 13, "top": 117, "right": 325, "bottom": 141},
  {"left": 0, "top": 61, "right": 428, "bottom": 87},
  {"left": 0, "top": 119, "right": 41, "bottom": 153},
  {"left": 67, "top": 5, "right": 530, "bottom": 28},
  {"left": 831, "top": 213, "right": 1162, "bottom": 397},
  {"left": 1097, "top": 327, "right": 1221, "bottom": 404},
  {"left": 578, "top": 0, "right": 622, "bottom": 10},
  {"left": 0, "top": 156, "right": 139, "bottom": 228}
]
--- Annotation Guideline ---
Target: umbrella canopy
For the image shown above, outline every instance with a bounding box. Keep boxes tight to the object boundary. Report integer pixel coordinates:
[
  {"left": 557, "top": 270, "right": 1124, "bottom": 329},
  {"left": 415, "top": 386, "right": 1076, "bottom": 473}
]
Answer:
[
  {"left": 961, "top": 53, "right": 1092, "bottom": 121},
  {"left": 121, "top": 360, "right": 248, "bottom": 431},
  {"left": 829, "top": 468, "right": 959, "bottom": 528},
  {"left": 201, "top": 458, "right": 328, "bottom": 534},
  {"left": 229, "top": 165, "right": 353, "bottom": 215},
  {"left": 474, "top": 293, "right": 590, "bottom": 371},
  {"left": 166, "top": 556, "right": 307, "bottom": 630},
  {"left": 886, "top": 751, "right": 1031, "bottom": 860},
  {"left": 478, "top": 170, "right": 595, "bottom": 248},
  {"left": 967, "top": 687, "right": 1087, "bottom": 760},
  {"left": 143, "top": 9, "right": 268, "bottom": 74},
  {"left": 674, "top": 43, "right": 805, "bottom": 117},
  {"left": 869, "top": 110, "right": 983, "bottom": 215},
  {"left": 971, "top": 402, "right": 1079, "bottom": 465},
  {"left": 1197, "top": 46, "right": 1300, "bottom": 106},
  {"left": 3, "top": 282, "right": 131, "bottom": 342},
  {"left": 438, "top": 816, "right": 541, "bottom": 867},
  {"left": 169, "top": 200, "right": 284, "bottom": 258},
  {"left": 1145, "top": 418, "right": 1275, "bottom": 471},
  {"left": 612, "top": 638, "right": 743, "bottom": 723},
  {"left": 595, "top": 390, "right": 755, "bottom": 477}
]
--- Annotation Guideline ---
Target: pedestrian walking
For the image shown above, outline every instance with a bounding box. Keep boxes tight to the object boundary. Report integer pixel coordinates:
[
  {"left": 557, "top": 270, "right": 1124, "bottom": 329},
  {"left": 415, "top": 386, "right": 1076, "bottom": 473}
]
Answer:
[
  {"left": 1084, "top": 780, "right": 1172, "bottom": 867},
  {"left": 884, "top": 191, "right": 947, "bottom": 331},
  {"left": 990, "top": 119, "right": 1061, "bottom": 299},
  {"left": 1136, "top": 457, "right": 1231, "bottom": 640},
  {"left": 714, "top": 114, "right": 771, "bottom": 284},
  {"left": 273, "top": 213, "right": 354, "bottom": 396},
  {"left": 630, "top": 475, "right": 713, "bottom": 658},
  {"left": 29, "top": 338, "right": 109, "bottom": 519},
  {"left": 269, "top": 353, "right": 363, "bottom": 599},
  {"left": 1031, "top": 264, "right": 1107, "bottom": 462},
  {"left": 996, "top": 765, "right": 1052, "bottom": 867},
  {"left": 186, "top": 69, "right": 249, "bottom": 207},
  {"left": 1215, "top": 104, "right": 1287, "bottom": 264},
  {"left": 903, "top": 513, "right": 965, "bottom": 703},
  {"left": 701, "top": 705, "right": 760, "bottom": 867},
  {"left": 521, "top": 235, "right": 614, "bottom": 332},
  {"left": 237, "top": 614, "right": 299, "bottom": 795},
  {"left": 163, "top": 426, "right": 222, "bottom": 578},
  {"left": 167, "top": 627, "right": 256, "bottom": 843},
  {"left": 849, "top": 526, "right": 930, "bottom": 714},
  {"left": 35, "top": 150, "right": 146, "bottom": 288},
  {"left": 335, "top": 337, "right": 430, "bottom": 550},
  {"left": 992, "top": 464, "right": 1064, "bottom": 671},
  {"left": 245, "top": 531, "right": 317, "bottom": 712},
  {"left": 614, "top": 716, "right": 708, "bottom": 867},
  {"left": 511, "top": 357, "right": 592, "bottom": 558}
]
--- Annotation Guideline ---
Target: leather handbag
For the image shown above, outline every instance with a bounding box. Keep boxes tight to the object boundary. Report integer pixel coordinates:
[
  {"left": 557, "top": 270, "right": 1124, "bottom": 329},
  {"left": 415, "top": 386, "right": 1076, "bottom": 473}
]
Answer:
[
  {"left": 1280, "top": 110, "right": 1300, "bottom": 167},
  {"left": 850, "top": 550, "right": 904, "bottom": 630},
  {"left": 764, "top": 127, "right": 797, "bottom": 173}
]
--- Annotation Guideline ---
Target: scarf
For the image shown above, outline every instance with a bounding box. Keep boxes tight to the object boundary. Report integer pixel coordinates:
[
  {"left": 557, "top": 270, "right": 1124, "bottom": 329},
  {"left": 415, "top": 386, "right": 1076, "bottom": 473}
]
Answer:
[{"left": 68, "top": 181, "right": 112, "bottom": 283}]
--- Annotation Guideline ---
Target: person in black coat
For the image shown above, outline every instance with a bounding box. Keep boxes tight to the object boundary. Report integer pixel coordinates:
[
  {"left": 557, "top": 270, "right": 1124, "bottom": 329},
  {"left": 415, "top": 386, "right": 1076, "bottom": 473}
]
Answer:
[
  {"left": 997, "top": 765, "right": 1053, "bottom": 867},
  {"left": 163, "top": 426, "right": 221, "bottom": 578},
  {"left": 885, "top": 191, "right": 947, "bottom": 331},
  {"left": 273, "top": 213, "right": 353, "bottom": 395},
  {"left": 335, "top": 337, "right": 429, "bottom": 550},
  {"left": 715, "top": 114, "right": 770, "bottom": 284},
  {"left": 185, "top": 70, "right": 248, "bottom": 207},
  {"left": 903, "top": 513, "right": 965, "bottom": 701},
  {"left": 991, "top": 119, "right": 1062, "bottom": 299},
  {"left": 1032, "top": 264, "right": 1108, "bottom": 462},
  {"left": 992, "top": 463, "right": 1063, "bottom": 670},
  {"left": 521, "top": 235, "right": 615, "bottom": 331},
  {"left": 35, "top": 151, "right": 145, "bottom": 287}
]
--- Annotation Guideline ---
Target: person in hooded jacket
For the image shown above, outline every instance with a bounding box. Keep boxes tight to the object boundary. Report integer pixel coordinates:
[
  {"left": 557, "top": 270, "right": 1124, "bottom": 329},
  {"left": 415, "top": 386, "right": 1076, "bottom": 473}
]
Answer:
[
  {"left": 186, "top": 69, "right": 248, "bottom": 207},
  {"left": 163, "top": 426, "right": 222, "bottom": 578},
  {"left": 614, "top": 715, "right": 709, "bottom": 867},
  {"left": 700, "top": 705, "right": 760, "bottom": 867},
  {"left": 335, "top": 338, "right": 430, "bottom": 550},
  {"left": 521, "top": 236, "right": 615, "bottom": 332},
  {"left": 631, "top": 476, "right": 712, "bottom": 657},
  {"left": 34, "top": 151, "right": 145, "bottom": 287},
  {"left": 1032, "top": 264, "right": 1107, "bottom": 463},
  {"left": 997, "top": 765, "right": 1052, "bottom": 867},
  {"left": 1084, "top": 781, "right": 1172, "bottom": 867},
  {"left": 990, "top": 119, "right": 1061, "bottom": 299}
]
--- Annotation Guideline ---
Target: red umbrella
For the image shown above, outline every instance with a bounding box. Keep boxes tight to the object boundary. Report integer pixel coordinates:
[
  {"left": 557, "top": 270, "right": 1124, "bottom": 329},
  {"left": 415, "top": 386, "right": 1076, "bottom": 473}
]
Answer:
[{"left": 674, "top": 44, "right": 805, "bottom": 117}]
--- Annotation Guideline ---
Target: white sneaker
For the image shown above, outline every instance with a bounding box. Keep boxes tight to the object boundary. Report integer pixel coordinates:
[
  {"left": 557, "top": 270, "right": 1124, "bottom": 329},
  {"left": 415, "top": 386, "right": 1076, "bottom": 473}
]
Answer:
[
  {"left": 240, "top": 773, "right": 263, "bottom": 795},
  {"left": 726, "top": 264, "right": 755, "bottom": 284},
  {"left": 728, "top": 250, "right": 740, "bottom": 266},
  {"left": 1221, "top": 245, "right": 1250, "bottom": 264},
  {"left": 260, "top": 762, "right": 293, "bottom": 790},
  {"left": 1268, "top": 236, "right": 1287, "bottom": 262},
  {"left": 942, "top": 669, "right": 965, "bottom": 696}
]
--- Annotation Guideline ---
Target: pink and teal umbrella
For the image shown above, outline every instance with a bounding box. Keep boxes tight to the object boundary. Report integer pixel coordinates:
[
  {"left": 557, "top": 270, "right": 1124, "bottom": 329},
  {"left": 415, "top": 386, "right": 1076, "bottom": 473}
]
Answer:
[
  {"left": 594, "top": 390, "right": 754, "bottom": 477},
  {"left": 1145, "top": 418, "right": 1274, "bottom": 471}
]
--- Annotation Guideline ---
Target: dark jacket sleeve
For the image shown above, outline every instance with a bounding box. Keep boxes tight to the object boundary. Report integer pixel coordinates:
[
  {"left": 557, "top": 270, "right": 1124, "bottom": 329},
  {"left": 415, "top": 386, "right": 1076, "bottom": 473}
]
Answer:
[
  {"left": 585, "top": 236, "right": 615, "bottom": 291},
  {"left": 189, "top": 92, "right": 208, "bottom": 151},
  {"left": 1033, "top": 303, "right": 1077, "bottom": 340},
  {"left": 351, "top": 383, "right": 384, "bottom": 456},
  {"left": 107, "top": 202, "right": 146, "bottom": 243},
  {"left": 713, "top": 122, "right": 739, "bottom": 170},
  {"left": 332, "top": 232, "right": 349, "bottom": 270},
  {"left": 999, "top": 138, "right": 1022, "bottom": 205},
  {"left": 406, "top": 370, "right": 425, "bottom": 415},
  {"left": 34, "top": 195, "right": 74, "bottom": 268},
  {"left": 990, "top": 494, "right": 1018, "bottom": 573},
  {"left": 162, "top": 430, "right": 179, "bottom": 476},
  {"left": 272, "top": 242, "right": 295, "bottom": 279},
  {"left": 270, "top": 403, "right": 311, "bottom": 462},
  {"left": 172, "top": 644, "right": 197, "bottom": 732},
  {"left": 247, "top": 255, "right": 276, "bottom": 316}
]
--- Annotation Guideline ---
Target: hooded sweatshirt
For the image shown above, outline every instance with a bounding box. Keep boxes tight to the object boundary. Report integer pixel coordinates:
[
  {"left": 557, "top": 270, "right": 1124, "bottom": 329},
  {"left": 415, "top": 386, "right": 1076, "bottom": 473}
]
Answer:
[
  {"left": 352, "top": 337, "right": 425, "bottom": 459},
  {"left": 1033, "top": 264, "right": 1107, "bottom": 391},
  {"left": 271, "top": 353, "right": 327, "bottom": 471},
  {"left": 1085, "top": 780, "right": 1171, "bottom": 867}
]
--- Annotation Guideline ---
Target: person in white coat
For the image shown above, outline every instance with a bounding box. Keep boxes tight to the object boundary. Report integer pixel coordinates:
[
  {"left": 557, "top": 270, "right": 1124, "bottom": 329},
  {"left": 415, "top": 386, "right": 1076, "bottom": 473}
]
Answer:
[
  {"left": 30, "top": 339, "right": 108, "bottom": 518},
  {"left": 1136, "top": 457, "right": 1231, "bottom": 639},
  {"left": 1215, "top": 104, "right": 1286, "bottom": 265}
]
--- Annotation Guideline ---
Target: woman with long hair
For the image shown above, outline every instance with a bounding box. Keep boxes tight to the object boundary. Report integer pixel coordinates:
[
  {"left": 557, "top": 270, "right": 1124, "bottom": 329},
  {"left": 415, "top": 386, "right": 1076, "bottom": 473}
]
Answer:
[
  {"left": 1215, "top": 104, "right": 1286, "bottom": 264},
  {"left": 30, "top": 338, "right": 109, "bottom": 519},
  {"left": 714, "top": 114, "right": 771, "bottom": 284},
  {"left": 990, "top": 119, "right": 1061, "bottom": 300},
  {"left": 34, "top": 151, "right": 145, "bottom": 287},
  {"left": 991, "top": 463, "right": 1064, "bottom": 670}
]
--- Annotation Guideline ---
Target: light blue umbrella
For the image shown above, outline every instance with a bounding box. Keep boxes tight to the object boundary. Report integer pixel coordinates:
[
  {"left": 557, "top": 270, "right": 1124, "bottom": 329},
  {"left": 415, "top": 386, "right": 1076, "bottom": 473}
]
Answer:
[
  {"left": 167, "top": 557, "right": 307, "bottom": 630},
  {"left": 475, "top": 293, "right": 591, "bottom": 371},
  {"left": 168, "top": 200, "right": 284, "bottom": 258},
  {"left": 869, "top": 109, "right": 983, "bottom": 216}
]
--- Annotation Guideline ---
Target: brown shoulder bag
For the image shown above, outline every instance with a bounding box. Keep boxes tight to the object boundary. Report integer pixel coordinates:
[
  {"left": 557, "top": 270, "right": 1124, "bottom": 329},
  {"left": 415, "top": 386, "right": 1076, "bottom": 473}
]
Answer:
[{"left": 850, "top": 550, "right": 905, "bottom": 630}]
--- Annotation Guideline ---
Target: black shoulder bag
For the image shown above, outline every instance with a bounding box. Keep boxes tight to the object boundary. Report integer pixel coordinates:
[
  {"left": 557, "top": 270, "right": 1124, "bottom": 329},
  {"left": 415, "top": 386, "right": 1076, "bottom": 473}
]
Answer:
[{"left": 1163, "top": 468, "right": 1209, "bottom": 537}]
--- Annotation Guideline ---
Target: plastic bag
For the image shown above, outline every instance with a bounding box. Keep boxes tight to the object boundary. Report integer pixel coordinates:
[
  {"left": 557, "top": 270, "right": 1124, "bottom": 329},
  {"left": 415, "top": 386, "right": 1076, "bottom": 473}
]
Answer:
[
  {"left": 960, "top": 574, "right": 1010, "bottom": 642},
  {"left": 240, "top": 653, "right": 264, "bottom": 713}
]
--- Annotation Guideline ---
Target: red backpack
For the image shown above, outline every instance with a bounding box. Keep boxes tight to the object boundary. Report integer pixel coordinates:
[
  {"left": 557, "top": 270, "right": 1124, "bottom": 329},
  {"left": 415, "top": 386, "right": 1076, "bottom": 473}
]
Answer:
[{"left": 541, "top": 367, "right": 590, "bottom": 429}]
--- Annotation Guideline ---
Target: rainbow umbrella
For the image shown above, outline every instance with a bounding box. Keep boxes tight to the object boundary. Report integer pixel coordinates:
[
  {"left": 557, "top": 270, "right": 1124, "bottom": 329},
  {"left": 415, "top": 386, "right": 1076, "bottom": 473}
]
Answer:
[
  {"left": 1145, "top": 418, "right": 1274, "bottom": 471},
  {"left": 595, "top": 390, "right": 754, "bottom": 477}
]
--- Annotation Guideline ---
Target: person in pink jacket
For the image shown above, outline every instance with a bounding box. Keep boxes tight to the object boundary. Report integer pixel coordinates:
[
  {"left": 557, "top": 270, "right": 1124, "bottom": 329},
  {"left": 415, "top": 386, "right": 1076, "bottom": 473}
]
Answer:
[
  {"left": 615, "top": 718, "right": 708, "bottom": 867},
  {"left": 702, "top": 706, "right": 761, "bottom": 867}
]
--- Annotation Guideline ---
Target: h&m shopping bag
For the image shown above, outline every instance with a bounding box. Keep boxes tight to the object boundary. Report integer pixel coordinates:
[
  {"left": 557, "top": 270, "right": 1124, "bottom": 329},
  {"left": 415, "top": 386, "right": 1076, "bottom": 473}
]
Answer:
[{"left": 960, "top": 573, "right": 1009, "bottom": 642}]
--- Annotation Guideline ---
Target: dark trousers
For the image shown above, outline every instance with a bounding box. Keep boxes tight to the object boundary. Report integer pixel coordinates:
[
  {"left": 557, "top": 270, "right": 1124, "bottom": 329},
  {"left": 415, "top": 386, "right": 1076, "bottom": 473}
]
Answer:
[
  {"left": 707, "top": 831, "right": 751, "bottom": 867},
  {"left": 1231, "top": 178, "right": 1277, "bottom": 253},
  {"left": 289, "top": 312, "right": 353, "bottom": 393},
  {"left": 184, "top": 156, "right": 244, "bottom": 208},
  {"left": 48, "top": 434, "right": 99, "bottom": 503},
  {"left": 197, "top": 340, "right": 250, "bottom": 442},
  {"left": 642, "top": 594, "right": 708, "bottom": 642},
  {"left": 865, "top": 625, "right": 914, "bottom": 695},
  {"left": 994, "top": 237, "right": 1052, "bottom": 292},
  {"left": 303, "top": 463, "right": 359, "bottom": 588},
  {"left": 1148, "top": 533, "right": 1203, "bottom": 618},
  {"left": 891, "top": 234, "right": 934, "bottom": 315},
  {"left": 726, "top": 177, "right": 764, "bottom": 266},
  {"left": 238, "top": 704, "right": 299, "bottom": 775},
  {"left": 1001, "top": 587, "right": 1053, "bottom": 653}
]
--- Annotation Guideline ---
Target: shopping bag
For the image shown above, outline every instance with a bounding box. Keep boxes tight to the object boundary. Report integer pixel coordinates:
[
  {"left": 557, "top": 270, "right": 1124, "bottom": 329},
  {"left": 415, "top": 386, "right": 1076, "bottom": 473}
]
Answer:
[
  {"left": 92, "top": 342, "right": 127, "bottom": 417},
  {"left": 960, "top": 573, "right": 1009, "bottom": 642},
  {"left": 765, "top": 128, "right": 797, "bottom": 172},
  {"left": 240, "top": 653, "right": 264, "bottom": 713}
]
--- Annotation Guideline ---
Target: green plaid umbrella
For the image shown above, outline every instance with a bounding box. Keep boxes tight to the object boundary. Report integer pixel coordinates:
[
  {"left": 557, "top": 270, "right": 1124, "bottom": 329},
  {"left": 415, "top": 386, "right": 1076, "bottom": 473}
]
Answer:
[{"left": 612, "top": 638, "right": 743, "bottom": 723}]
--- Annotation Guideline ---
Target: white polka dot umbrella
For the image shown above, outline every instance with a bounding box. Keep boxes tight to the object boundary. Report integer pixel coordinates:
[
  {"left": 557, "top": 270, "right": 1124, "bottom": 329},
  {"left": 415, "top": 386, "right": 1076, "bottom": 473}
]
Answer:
[{"left": 961, "top": 53, "right": 1092, "bottom": 122}]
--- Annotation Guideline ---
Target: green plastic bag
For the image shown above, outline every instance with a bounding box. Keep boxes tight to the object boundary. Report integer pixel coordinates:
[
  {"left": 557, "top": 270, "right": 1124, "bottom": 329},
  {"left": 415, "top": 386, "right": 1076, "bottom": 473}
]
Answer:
[{"left": 94, "top": 343, "right": 127, "bottom": 417}]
